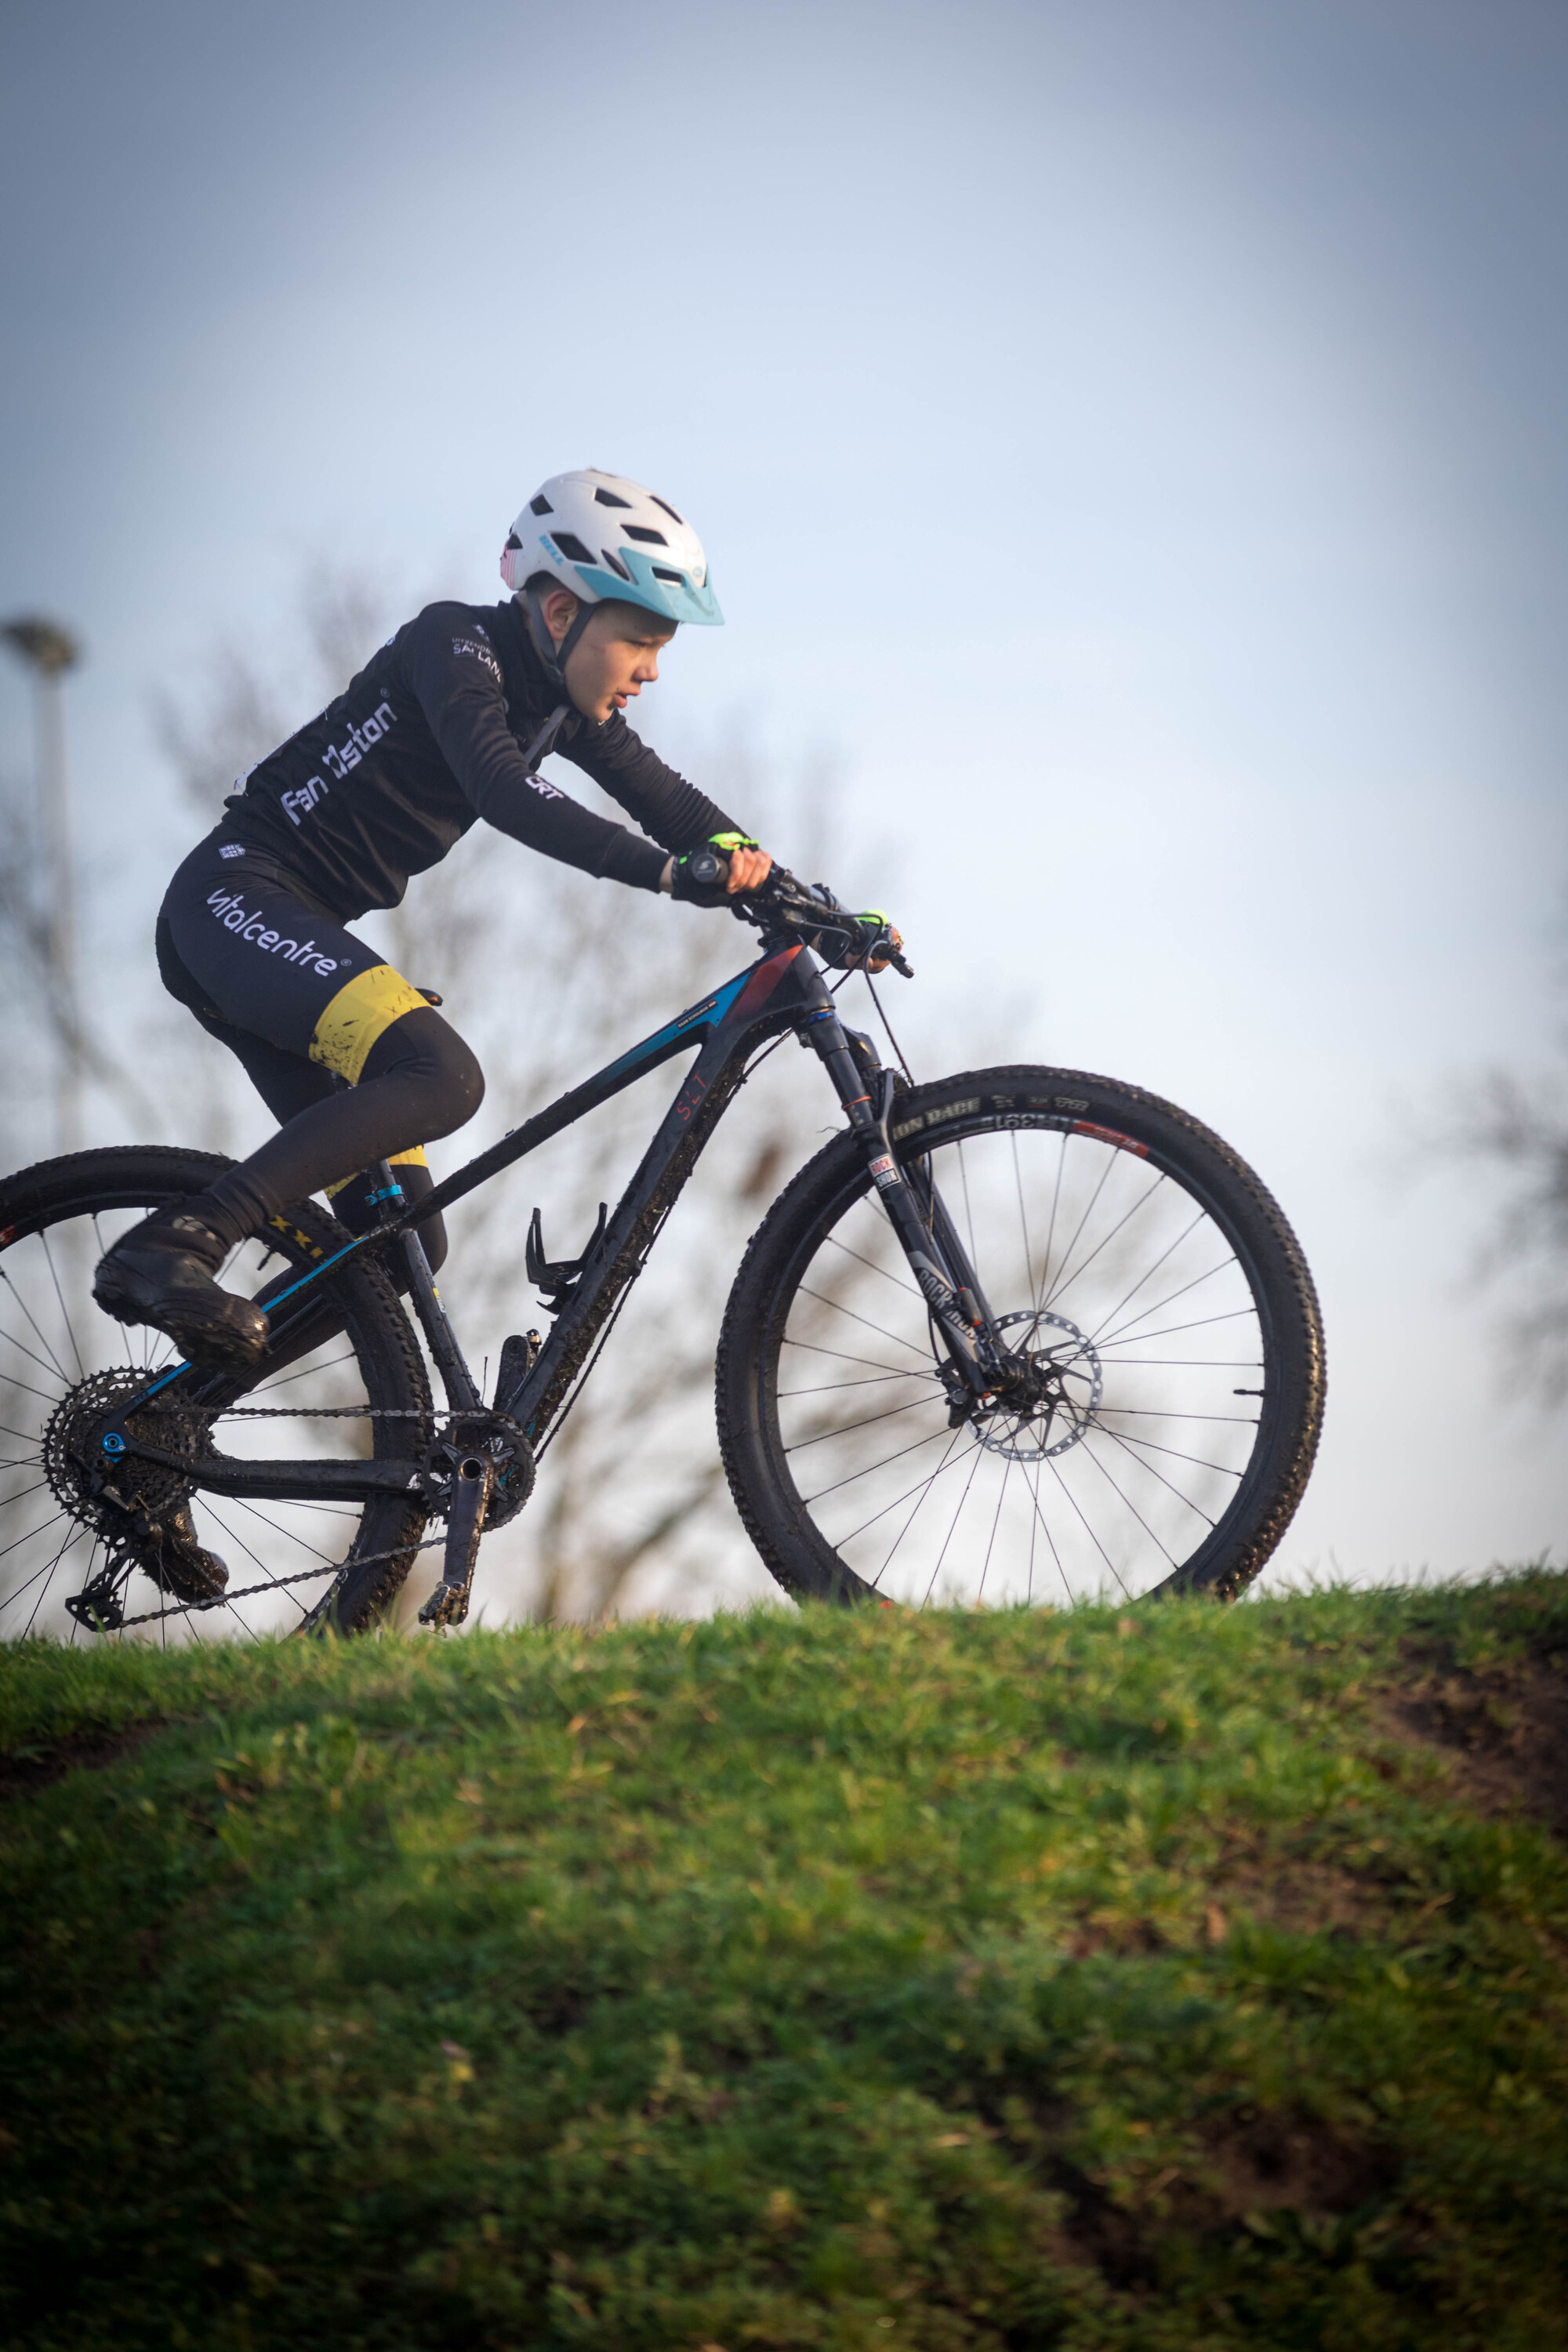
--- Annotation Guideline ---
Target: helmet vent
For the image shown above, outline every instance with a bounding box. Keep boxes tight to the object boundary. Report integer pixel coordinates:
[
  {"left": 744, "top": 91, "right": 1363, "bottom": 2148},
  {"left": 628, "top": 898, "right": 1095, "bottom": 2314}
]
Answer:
[
  {"left": 593, "top": 487, "right": 633, "bottom": 507},
  {"left": 652, "top": 566, "right": 684, "bottom": 585},
  {"left": 600, "top": 546, "right": 632, "bottom": 581},
  {"left": 649, "top": 495, "right": 684, "bottom": 525},
  {"left": 529, "top": 494, "right": 553, "bottom": 516},
  {"left": 504, "top": 532, "right": 523, "bottom": 550},
  {"left": 622, "top": 525, "right": 667, "bottom": 546},
  {"left": 550, "top": 532, "right": 595, "bottom": 564}
]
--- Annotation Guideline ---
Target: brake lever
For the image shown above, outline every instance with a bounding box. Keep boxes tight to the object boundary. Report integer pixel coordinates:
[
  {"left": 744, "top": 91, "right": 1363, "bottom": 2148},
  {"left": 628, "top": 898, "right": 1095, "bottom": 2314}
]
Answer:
[{"left": 735, "top": 870, "right": 913, "bottom": 975}]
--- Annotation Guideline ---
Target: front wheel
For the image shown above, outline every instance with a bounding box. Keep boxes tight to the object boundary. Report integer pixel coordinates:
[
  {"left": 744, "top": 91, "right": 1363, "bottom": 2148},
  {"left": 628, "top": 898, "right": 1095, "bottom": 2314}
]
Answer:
[{"left": 717, "top": 1067, "right": 1325, "bottom": 1608}]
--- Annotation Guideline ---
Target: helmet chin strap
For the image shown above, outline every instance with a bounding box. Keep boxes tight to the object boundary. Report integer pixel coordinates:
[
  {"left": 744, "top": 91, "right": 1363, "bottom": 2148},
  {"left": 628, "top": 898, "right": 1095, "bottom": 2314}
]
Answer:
[{"left": 519, "top": 586, "right": 597, "bottom": 701}]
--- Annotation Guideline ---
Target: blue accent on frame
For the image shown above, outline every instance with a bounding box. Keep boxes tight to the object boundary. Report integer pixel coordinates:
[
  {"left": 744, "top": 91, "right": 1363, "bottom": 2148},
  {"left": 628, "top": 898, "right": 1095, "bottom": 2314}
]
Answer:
[
  {"left": 595, "top": 969, "right": 751, "bottom": 1087},
  {"left": 119, "top": 1226, "right": 376, "bottom": 1416}
]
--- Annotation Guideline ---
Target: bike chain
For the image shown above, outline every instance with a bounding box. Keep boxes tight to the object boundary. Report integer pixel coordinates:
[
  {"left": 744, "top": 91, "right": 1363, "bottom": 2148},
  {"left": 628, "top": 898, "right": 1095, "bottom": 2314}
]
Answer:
[
  {"left": 131, "top": 1403, "right": 436, "bottom": 1420},
  {"left": 97, "top": 1403, "right": 526, "bottom": 1631},
  {"left": 111, "top": 1530, "right": 452, "bottom": 1630}
]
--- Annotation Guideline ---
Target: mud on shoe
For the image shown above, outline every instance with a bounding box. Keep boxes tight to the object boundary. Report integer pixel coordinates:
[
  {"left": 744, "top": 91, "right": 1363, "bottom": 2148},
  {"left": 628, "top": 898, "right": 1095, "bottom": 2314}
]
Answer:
[
  {"left": 149, "top": 1497, "right": 230, "bottom": 1604},
  {"left": 93, "top": 1210, "right": 270, "bottom": 1373}
]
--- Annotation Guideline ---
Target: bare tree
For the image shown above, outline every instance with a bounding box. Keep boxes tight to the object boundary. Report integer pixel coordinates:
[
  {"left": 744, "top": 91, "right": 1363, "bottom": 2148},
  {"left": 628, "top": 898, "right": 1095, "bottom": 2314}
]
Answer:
[
  {"left": 1439, "top": 1061, "right": 1568, "bottom": 1403},
  {"left": 1422, "top": 891, "right": 1568, "bottom": 1403},
  {"left": 0, "top": 753, "right": 163, "bottom": 1152},
  {"left": 155, "top": 569, "right": 849, "bottom": 1622}
]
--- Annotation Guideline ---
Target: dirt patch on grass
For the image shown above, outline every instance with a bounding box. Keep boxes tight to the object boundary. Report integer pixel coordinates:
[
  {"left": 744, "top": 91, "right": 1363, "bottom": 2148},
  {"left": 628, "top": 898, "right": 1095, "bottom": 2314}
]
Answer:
[
  {"left": 1056, "top": 2110, "right": 1399, "bottom": 2288},
  {"left": 1210, "top": 1852, "right": 1377, "bottom": 1940},
  {"left": 1374, "top": 1642, "right": 1568, "bottom": 1837},
  {"left": 0, "top": 1722, "right": 158, "bottom": 1802},
  {"left": 1198, "top": 2109, "right": 1399, "bottom": 2219}
]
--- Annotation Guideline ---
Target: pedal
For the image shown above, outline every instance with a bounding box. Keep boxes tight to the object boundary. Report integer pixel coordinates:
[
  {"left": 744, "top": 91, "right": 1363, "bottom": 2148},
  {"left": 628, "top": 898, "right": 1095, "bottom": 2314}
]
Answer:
[
  {"left": 525, "top": 1201, "right": 608, "bottom": 1312},
  {"left": 494, "top": 1328, "right": 541, "bottom": 1416},
  {"left": 418, "top": 1452, "right": 495, "bottom": 1630}
]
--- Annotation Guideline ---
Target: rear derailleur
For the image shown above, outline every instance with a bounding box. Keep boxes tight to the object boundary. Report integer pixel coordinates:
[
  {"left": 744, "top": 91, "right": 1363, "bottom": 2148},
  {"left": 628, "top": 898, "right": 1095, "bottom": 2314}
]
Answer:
[{"left": 63, "top": 1497, "right": 230, "bottom": 1632}]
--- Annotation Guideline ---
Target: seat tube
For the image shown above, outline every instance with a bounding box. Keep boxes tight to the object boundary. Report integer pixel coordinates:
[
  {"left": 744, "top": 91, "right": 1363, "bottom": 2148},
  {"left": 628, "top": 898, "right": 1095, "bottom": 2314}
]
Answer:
[{"left": 365, "top": 1160, "right": 482, "bottom": 1414}]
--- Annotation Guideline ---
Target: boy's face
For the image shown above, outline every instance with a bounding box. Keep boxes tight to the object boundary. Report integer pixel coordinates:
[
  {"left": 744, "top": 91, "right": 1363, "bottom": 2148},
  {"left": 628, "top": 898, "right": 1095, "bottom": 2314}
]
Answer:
[{"left": 561, "top": 599, "right": 678, "bottom": 723}]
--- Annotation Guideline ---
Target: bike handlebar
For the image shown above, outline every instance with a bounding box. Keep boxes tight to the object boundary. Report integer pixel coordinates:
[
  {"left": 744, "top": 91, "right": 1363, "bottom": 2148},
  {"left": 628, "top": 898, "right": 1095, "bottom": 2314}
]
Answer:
[{"left": 731, "top": 863, "right": 914, "bottom": 978}]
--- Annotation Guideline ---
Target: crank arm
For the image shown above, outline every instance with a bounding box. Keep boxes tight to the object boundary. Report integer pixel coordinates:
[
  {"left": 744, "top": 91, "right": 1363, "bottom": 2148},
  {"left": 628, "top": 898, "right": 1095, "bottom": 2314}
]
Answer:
[{"left": 419, "top": 1452, "right": 495, "bottom": 1628}]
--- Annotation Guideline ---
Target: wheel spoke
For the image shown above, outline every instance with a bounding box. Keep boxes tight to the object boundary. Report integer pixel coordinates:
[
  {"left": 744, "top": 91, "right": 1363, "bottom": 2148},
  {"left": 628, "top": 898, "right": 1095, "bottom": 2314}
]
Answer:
[
  {"left": 778, "top": 1371, "right": 936, "bottom": 1397},
  {"left": 0, "top": 1272, "right": 72, "bottom": 1386},
  {"left": 1087, "top": 1423, "right": 1221, "bottom": 1526},
  {"left": 1045, "top": 1168, "right": 1172, "bottom": 1312},
  {"left": 819, "top": 1233, "right": 924, "bottom": 1302},
  {"left": 833, "top": 1432, "right": 986, "bottom": 1551},
  {"left": 1098, "top": 1425, "right": 1247, "bottom": 1477},
  {"left": 1040, "top": 1150, "right": 1116, "bottom": 1311},
  {"left": 800, "top": 1418, "right": 956, "bottom": 1508},
  {"left": 40, "top": 1230, "right": 86, "bottom": 1382},
  {"left": 0, "top": 1321, "right": 73, "bottom": 1391},
  {"left": 1045, "top": 1453, "right": 1134, "bottom": 1597},
  {"left": 1078, "top": 1434, "right": 1192, "bottom": 1553},
  {"left": 870, "top": 1425, "right": 967, "bottom": 1590},
  {"left": 783, "top": 1392, "right": 943, "bottom": 1455},
  {"left": 200, "top": 1502, "right": 317, "bottom": 1615},
  {"left": 797, "top": 1286, "right": 940, "bottom": 1362},
  {"left": 223, "top": 1496, "right": 347, "bottom": 1567},
  {"left": 921, "top": 1436, "right": 988, "bottom": 1607},
  {"left": 1095, "top": 1264, "right": 1241, "bottom": 1352},
  {"left": 781, "top": 1338, "right": 938, "bottom": 1378}
]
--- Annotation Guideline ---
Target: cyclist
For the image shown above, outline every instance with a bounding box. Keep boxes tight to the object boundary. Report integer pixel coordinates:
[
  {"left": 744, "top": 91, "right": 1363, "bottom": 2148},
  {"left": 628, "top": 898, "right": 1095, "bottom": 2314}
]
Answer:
[{"left": 93, "top": 469, "right": 780, "bottom": 1373}]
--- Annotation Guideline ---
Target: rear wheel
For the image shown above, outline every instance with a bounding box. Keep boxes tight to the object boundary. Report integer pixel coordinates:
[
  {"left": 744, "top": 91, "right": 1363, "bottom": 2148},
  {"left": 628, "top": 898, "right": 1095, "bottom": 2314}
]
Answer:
[
  {"left": 717, "top": 1067, "right": 1325, "bottom": 1607},
  {"left": 0, "top": 1148, "right": 432, "bottom": 1641}
]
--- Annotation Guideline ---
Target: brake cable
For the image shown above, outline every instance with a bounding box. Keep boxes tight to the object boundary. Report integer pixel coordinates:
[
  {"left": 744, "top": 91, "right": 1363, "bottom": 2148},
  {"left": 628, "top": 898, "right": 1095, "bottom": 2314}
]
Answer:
[{"left": 862, "top": 964, "right": 914, "bottom": 1083}]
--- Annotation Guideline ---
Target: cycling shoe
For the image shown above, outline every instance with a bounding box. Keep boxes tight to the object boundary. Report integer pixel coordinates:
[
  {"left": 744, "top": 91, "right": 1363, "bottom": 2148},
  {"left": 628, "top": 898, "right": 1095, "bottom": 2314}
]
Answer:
[{"left": 93, "top": 1210, "right": 270, "bottom": 1373}]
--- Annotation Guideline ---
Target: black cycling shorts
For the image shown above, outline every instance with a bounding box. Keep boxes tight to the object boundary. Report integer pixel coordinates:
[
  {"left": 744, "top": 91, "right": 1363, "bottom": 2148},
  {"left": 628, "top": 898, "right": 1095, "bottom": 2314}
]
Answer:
[{"left": 155, "top": 832, "right": 480, "bottom": 1254}]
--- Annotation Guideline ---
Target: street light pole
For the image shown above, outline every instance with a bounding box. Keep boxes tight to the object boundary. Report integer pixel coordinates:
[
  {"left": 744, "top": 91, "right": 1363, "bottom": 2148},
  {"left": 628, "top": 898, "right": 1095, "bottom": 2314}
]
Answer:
[{"left": 2, "top": 616, "right": 84, "bottom": 1156}]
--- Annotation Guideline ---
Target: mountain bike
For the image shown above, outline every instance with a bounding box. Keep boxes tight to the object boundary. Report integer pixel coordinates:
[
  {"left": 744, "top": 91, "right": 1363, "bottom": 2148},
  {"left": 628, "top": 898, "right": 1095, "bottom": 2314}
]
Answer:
[{"left": 0, "top": 867, "right": 1325, "bottom": 1640}]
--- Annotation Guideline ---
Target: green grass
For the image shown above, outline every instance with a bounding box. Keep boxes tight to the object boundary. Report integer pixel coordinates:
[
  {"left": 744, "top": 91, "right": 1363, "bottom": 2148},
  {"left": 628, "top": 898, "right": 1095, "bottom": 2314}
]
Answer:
[{"left": 2, "top": 1572, "right": 1566, "bottom": 2351}]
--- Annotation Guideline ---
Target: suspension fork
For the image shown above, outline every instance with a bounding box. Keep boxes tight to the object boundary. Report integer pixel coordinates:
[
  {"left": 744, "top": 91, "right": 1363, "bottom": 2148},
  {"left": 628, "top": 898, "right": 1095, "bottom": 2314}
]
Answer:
[{"left": 801, "top": 1008, "right": 1003, "bottom": 1398}]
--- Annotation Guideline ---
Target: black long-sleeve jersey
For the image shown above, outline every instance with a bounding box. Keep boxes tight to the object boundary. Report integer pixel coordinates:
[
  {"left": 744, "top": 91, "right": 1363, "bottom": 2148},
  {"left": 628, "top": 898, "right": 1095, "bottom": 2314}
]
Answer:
[{"left": 220, "top": 597, "right": 738, "bottom": 921}]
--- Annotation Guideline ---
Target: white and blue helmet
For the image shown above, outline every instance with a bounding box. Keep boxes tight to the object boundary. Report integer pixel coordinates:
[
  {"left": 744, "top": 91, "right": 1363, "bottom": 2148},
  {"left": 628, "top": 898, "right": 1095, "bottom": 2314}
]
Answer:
[{"left": 500, "top": 468, "right": 723, "bottom": 628}]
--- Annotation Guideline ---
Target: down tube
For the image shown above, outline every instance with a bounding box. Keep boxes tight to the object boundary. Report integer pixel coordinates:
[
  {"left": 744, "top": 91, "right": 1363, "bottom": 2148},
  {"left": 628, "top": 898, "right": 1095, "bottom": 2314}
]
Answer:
[{"left": 507, "top": 945, "right": 822, "bottom": 1442}]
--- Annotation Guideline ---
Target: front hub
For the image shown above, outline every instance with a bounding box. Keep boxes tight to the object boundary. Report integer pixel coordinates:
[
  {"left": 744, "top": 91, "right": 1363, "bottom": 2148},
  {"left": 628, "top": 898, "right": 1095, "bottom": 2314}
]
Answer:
[{"left": 970, "top": 1308, "right": 1103, "bottom": 1461}]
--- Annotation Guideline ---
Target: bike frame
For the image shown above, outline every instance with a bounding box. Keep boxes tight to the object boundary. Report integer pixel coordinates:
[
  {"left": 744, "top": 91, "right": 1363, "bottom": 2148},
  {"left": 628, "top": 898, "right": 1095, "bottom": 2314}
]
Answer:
[{"left": 105, "top": 931, "right": 1000, "bottom": 1509}]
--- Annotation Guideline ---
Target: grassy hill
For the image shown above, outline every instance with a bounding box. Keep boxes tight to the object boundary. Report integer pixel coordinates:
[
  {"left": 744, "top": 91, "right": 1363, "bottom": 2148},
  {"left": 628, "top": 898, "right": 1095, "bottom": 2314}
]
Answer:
[{"left": 2, "top": 1571, "right": 1566, "bottom": 2351}]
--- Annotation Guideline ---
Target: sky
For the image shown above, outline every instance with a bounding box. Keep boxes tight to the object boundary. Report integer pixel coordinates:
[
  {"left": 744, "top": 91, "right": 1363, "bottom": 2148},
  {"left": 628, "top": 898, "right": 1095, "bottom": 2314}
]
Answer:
[{"left": 2, "top": 0, "right": 1565, "bottom": 1584}]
